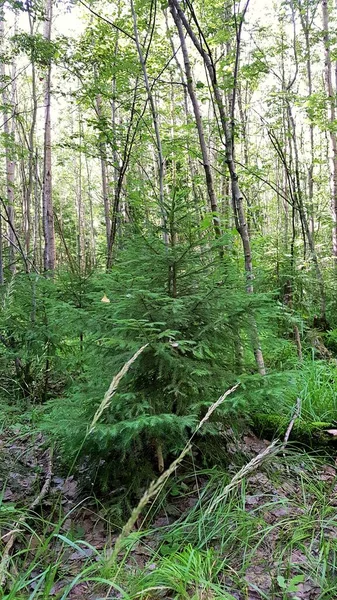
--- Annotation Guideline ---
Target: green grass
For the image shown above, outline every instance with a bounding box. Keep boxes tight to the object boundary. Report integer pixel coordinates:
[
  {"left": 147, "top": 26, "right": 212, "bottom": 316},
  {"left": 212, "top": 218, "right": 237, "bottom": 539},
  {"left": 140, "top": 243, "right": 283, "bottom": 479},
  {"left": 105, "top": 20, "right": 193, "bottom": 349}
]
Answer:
[
  {"left": 252, "top": 359, "right": 337, "bottom": 441},
  {"left": 294, "top": 360, "right": 337, "bottom": 423},
  {"left": 2, "top": 449, "right": 337, "bottom": 599}
]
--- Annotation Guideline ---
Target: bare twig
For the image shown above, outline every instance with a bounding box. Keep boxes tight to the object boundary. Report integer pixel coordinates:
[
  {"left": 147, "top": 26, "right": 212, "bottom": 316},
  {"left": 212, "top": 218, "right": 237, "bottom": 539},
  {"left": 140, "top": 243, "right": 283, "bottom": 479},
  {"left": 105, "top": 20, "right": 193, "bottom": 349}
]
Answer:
[
  {"left": 2, "top": 233, "right": 39, "bottom": 274},
  {"left": 0, "top": 196, "right": 39, "bottom": 274},
  {"left": 78, "top": 0, "right": 136, "bottom": 42},
  {"left": 30, "top": 449, "right": 53, "bottom": 509}
]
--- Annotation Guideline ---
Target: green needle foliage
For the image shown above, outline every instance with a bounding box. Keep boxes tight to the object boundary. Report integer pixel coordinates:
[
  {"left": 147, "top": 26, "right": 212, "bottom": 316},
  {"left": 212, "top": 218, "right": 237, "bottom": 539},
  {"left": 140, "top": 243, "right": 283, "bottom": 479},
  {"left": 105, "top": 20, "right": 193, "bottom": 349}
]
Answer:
[
  {"left": 42, "top": 224, "right": 276, "bottom": 491},
  {"left": 0, "top": 185, "right": 282, "bottom": 496}
]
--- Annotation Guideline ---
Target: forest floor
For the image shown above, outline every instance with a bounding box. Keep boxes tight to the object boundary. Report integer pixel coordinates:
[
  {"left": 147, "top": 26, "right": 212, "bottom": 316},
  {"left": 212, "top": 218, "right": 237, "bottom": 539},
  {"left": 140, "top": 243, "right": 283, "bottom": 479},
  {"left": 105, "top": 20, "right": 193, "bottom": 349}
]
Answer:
[{"left": 1, "top": 427, "right": 337, "bottom": 599}]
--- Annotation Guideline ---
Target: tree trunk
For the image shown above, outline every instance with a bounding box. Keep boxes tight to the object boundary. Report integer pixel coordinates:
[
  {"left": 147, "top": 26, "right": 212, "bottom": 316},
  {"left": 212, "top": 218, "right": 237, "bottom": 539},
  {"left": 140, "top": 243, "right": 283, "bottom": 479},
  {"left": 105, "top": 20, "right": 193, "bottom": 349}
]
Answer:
[
  {"left": 170, "top": 2, "right": 222, "bottom": 243},
  {"left": 23, "top": 6, "right": 39, "bottom": 258},
  {"left": 95, "top": 93, "right": 111, "bottom": 252},
  {"left": 164, "top": 9, "right": 202, "bottom": 224},
  {"left": 33, "top": 148, "right": 42, "bottom": 271},
  {"left": 286, "top": 103, "right": 326, "bottom": 320},
  {"left": 130, "top": 0, "right": 168, "bottom": 243},
  {"left": 76, "top": 112, "right": 85, "bottom": 271},
  {"left": 85, "top": 154, "right": 96, "bottom": 265},
  {"left": 322, "top": 0, "right": 337, "bottom": 260},
  {"left": 42, "top": 0, "right": 56, "bottom": 273},
  {"left": 169, "top": 0, "right": 266, "bottom": 375},
  {"left": 0, "top": 2, "right": 16, "bottom": 273}
]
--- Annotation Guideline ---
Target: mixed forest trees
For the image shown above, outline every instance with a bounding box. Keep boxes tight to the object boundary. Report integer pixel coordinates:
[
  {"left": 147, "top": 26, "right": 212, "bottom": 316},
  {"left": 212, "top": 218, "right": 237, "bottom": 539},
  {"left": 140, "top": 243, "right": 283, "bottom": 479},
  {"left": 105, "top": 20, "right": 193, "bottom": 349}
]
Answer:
[{"left": 1, "top": 0, "right": 337, "bottom": 480}]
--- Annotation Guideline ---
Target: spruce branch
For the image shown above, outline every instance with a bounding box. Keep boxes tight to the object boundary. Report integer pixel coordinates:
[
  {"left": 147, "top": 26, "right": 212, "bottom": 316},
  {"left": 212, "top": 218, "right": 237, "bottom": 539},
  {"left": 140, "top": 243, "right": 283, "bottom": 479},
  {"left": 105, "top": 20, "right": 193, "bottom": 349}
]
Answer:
[{"left": 109, "top": 384, "right": 239, "bottom": 563}]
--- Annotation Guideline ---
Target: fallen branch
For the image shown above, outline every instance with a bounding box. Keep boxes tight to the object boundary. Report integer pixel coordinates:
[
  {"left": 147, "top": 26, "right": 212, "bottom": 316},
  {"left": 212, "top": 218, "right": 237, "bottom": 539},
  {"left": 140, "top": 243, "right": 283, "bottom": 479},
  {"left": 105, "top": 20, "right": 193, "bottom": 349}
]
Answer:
[
  {"left": 283, "top": 397, "right": 301, "bottom": 447},
  {"left": 0, "top": 447, "right": 53, "bottom": 588}
]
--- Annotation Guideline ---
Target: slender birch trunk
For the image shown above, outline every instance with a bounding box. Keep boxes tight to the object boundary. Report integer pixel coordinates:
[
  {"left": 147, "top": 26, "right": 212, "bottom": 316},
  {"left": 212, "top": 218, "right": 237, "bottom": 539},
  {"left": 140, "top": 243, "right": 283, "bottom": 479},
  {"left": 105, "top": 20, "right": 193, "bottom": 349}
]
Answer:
[
  {"left": 286, "top": 103, "right": 326, "bottom": 320},
  {"left": 0, "top": 3, "right": 16, "bottom": 273},
  {"left": 170, "top": 2, "right": 222, "bottom": 243},
  {"left": 85, "top": 154, "right": 96, "bottom": 264},
  {"left": 164, "top": 9, "right": 202, "bottom": 223},
  {"left": 24, "top": 6, "right": 38, "bottom": 257},
  {"left": 130, "top": 0, "right": 168, "bottom": 242},
  {"left": 170, "top": 0, "right": 266, "bottom": 375},
  {"left": 111, "top": 29, "right": 121, "bottom": 228},
  {"left": 42, "top": 0, "right": 55, "bottom": 273},
  {"left": 301, "top": 9, "right": 315, "bottom": 236},
  {"left": 77, "top": 113, "right": 85, "bottom": 271},
  {"left": 322, "top": 0, "right": 337, "bottom": 260},
  {"left": 95, "top": 92, "right": 111, "bottom": 251},
  {"left": 33, "top": 148, "right": 41, "bottom": 271}
]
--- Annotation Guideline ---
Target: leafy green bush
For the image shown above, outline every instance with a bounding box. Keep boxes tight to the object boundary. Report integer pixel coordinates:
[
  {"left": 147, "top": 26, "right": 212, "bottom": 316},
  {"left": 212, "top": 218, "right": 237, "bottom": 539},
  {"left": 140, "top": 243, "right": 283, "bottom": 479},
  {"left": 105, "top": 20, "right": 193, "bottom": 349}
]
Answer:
[{"left": 0, "top": 273, "right": 85, "bottom": 405}]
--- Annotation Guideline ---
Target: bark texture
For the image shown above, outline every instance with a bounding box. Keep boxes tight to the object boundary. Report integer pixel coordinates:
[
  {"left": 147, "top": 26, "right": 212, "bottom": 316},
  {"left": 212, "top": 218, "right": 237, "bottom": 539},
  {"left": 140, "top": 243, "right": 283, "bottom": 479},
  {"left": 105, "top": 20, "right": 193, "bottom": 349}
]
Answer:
[
  {"left": 322, "top": 0, "right": 337, "bottom": 259},
  {"left": 42, "top": 0, "right": 56, "bottom": 272}
]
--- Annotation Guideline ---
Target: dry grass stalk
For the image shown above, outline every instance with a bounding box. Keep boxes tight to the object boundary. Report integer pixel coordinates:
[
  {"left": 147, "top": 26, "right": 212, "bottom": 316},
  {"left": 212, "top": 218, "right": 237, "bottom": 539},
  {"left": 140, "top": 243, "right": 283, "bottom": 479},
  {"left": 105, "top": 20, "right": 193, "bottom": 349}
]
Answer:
[
  {"left": 194, "top": 384, "right": 239, "bottom": 436},
  {"left": 0, "top": 447, "right": 53, "bottom": 588},
  {"left": 282, "top": 396, "right": 301, "bottom": 475},
  {"left": 89, "top": 344, "right": 148, "bottom": 434},
  {"left": 110, "top": 384, "right": 239, "bottom": 563},
  {"left": 206, "top": 392, "right": 303, "bottom": 514},
  {"left": 205, "top": 439, "right": 280, "bottom": 515},
  {"left": 110, "top": 443, "right": 193, "bottom": 562}
]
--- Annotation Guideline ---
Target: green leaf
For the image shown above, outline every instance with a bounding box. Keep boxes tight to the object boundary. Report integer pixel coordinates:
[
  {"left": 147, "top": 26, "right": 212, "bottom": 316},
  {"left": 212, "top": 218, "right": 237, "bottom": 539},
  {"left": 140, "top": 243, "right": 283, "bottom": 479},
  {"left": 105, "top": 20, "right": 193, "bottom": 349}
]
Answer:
[
  {"left": 277, "top": 575, "right": 286, "bottom": 589},
  {"left": 287, "top": 574, "right": 305, "bottom": 591}
]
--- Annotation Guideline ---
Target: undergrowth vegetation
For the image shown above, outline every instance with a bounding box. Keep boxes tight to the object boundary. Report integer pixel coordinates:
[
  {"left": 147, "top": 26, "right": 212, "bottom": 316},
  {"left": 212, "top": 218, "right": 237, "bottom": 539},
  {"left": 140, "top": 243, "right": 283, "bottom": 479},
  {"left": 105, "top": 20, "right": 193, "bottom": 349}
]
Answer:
[
  {"left": 1, "top": 248, "right": 337, "bottom": 493},
  {"left": 2, "top": 449, "right": 337, "bottom": 599},
  {"left": 0, "top": 231, "right": 285, "bottom": 489},
  {"left": 2, "top": 228, "right": 337, "bottom": 598}
]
